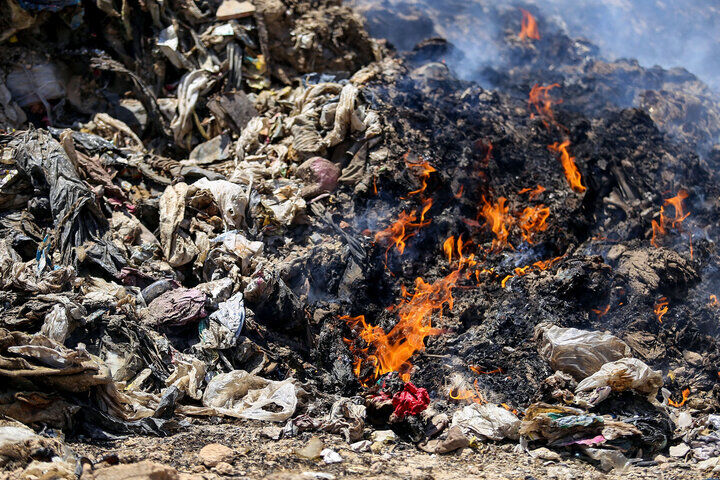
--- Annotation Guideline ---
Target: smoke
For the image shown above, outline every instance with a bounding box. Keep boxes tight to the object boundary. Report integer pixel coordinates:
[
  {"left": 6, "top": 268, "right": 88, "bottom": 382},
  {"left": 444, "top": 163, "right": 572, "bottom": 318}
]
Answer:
[
  {"left": 352, "top": 0, "right": 720, "bottom": 92},
  {"left": 531, "top": 0, "right": 720, "bottom": 92}
]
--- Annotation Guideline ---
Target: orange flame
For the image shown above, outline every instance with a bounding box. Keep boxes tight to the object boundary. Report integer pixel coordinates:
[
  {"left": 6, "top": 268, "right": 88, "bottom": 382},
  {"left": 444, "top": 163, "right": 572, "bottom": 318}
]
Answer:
[
  {"left": 548, "top": 140, "right": 586, "bottom": 193},
  {"left": 480, "top": 196, "right": 512, "bottom": 251},
  {"left": 654, "top": 297, "right": 669, "bottom": 323},
  {"left": 709, "top": 294, "right": 718, "bottom": 307},
  {"left": 443, "top": 236, "right": 455, "bottom": 263},
  {"left": 518, "top": 205, "right": 550, "bottom": 244},
  {"left": 529, "top": 84, "right": 560, "bottom": 129},
  {"left": 519, "top": 184, "right": 546, "bottom": 200},
  {"left": 404, "top": 155, "right": 437, "bottom": 196},
  {"left": 592, "top": 304, "right": 611, "bottom": 317},
  {"left": 343, "top": 270, "right": 461, "bottom": 383},
  {"left": 518, "top": 9, "right": 540, "bottom": 41},
  {"left": 668, "top": 388, "right": 690, "bottom": 408},
  {"left": 374, "top": 210, "right": 430, "bottom": 258},
  {"left": 651, "top": 190, "right": 690, "bottom": 248}
]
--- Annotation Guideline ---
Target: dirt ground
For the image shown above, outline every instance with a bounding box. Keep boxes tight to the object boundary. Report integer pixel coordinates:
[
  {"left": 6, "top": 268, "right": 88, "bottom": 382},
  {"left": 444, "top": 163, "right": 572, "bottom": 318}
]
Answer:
[{"left": 62, "top": 420, "right": 706, "bottom": 480}]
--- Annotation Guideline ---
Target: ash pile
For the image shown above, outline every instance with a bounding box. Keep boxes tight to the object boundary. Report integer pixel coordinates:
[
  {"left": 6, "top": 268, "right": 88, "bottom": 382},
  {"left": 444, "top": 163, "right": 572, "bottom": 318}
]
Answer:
[{"left": 2, "top": 0, "right": 720, "bottom": 477}]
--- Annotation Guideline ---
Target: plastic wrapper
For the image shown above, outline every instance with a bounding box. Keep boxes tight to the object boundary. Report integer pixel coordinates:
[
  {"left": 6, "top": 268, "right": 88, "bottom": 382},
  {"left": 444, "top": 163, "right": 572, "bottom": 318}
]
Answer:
[
  {"left": 199, "top": 292, "right": 245, "bottom": 349},
  {"left": 193, "top": 178, "right": 247, "bottom": 229},
  {"left": 575, "top": 357, "right": 663, "bottom": 401},
  {"left": 451, "top": 403, "right": 521, "bottom": 441},
  {"left": 11, "top": 128, "right": 108, "bottom": 263},
  {"left": 535, "top": 323, "right": 631, "bottom": 380},
  {"left": 200, "top": 370, "right": 302, "bottom": 422}
]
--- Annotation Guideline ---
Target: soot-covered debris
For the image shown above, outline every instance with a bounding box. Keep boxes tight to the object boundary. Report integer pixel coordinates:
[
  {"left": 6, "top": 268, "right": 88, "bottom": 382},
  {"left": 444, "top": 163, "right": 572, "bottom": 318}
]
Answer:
[{"left": 2, "top": 0, "right": 720, "bottom": 477}]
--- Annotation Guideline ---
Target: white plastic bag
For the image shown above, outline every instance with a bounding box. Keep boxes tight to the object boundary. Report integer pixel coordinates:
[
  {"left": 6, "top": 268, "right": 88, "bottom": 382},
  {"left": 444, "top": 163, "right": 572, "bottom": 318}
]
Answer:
[
  {"left": 202, "top": 370, "right": 301, "bottom": 422},
  {"left": 535, "top": 323, "right": 631, "bottom": 380},
  {"left": 451, "top": 403, "right": 520, "bottom": 441},
  {"left": 576, "top": 357, "right": 663, "bottom": 401}
]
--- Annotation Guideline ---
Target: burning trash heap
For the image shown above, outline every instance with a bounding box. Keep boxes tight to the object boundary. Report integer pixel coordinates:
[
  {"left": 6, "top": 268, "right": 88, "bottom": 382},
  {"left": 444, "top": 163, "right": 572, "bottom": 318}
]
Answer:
[{"left": 2, "top": 0, "right": 720, "bottom": 477}]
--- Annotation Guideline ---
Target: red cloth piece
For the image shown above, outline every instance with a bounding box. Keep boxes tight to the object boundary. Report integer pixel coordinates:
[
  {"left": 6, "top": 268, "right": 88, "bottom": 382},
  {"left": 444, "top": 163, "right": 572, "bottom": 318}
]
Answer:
[{"left": 391, "top": 382, "right": 430, "bottom": 419}]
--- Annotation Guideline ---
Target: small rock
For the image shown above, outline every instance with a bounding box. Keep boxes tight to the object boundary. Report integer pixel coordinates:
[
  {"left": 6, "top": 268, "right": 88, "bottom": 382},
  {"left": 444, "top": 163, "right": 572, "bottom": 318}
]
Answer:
[
  {"left": 530, "top": 447, "right": 561, "bottom": 462},
  {"left": 296, "top": 436, "right": 324, "bottom": 460},
  {"left": 93, "top": 461, "right": 178, "bottom": 480},
  {"left": 321, "top": 448, "right": 343, "bottom": 464},
  {"left": 370, "top": 430, "right": 396, "bottom": 444},
  {"left": 199, "top": 443, "right": 234, "bottom": 468},
  {"left": 695, "top": 456, "right": 720, "bottom": 472},
  {"left": 260, "top": 426, "right": 283, "bottom": 440},
  {"left": 669, "top": 443, "right": 690, "bottom": 458},
  {"left": 683, "top": 350, "right": 703, "bottom": 367},
  {"left": 216, "top": 0, "right": 255, "bottom": 20},
  {"left": 213, "top": 462, "right": 234, "bottom": 475},
  {"left": 349, "top": 440, "right": 371, "bottom": 453},
  {"left": 654, "top": 454, "right": 669, "bottom": 463}
]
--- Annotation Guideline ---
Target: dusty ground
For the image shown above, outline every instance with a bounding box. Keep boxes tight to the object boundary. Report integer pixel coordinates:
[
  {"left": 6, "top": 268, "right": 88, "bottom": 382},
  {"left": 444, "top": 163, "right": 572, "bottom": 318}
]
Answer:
[{"left": 63, "top": 420, "right": 706, "bottom": 479}]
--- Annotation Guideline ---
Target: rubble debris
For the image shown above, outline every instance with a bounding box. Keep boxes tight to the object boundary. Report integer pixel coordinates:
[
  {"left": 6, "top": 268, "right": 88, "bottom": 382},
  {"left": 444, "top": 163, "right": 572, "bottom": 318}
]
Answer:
[{"left": 2, "top": 0, "right": 720, "bottom": 477}]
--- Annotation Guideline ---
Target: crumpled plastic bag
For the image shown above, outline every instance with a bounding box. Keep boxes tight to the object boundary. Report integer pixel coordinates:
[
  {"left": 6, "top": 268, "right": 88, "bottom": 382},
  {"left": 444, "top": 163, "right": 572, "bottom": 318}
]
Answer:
[
  {"left": 211, "top": 231, "right": 264, "bottom": 274},
  {"left": 575, "top": 357, "right": 663, "bottom": 402},
  {"left": 11, "top": 128, "right": 108, "bottom": 262},
  {"left": 165, "top": 355, "right": 205, "bottom": 400},
  {"left": 159, "top": 183, "right": 199, "bottom": 267},
  {"left": 199, "top": 292, "right": 245, "bottom": 349},
  {"left": 39, "top": 297, "right": 86, "bottom": 344},
  {"left": 535, "top": 323, "right": 631, "bottom": 380},
  {"left": 322, "top": 83, "right": 358, "bottom": 148},
  {"left": 451, "top": 403, "right": 521, "bottom": 441},
  {"left": 200, "top": 370, "right": 302, "bottom": 422},
  {"left": 193, "top": 178, "right": 247, "bottom": 229},
  {"left": 170, "top": 70, "right": 211, "bottom": 147}
]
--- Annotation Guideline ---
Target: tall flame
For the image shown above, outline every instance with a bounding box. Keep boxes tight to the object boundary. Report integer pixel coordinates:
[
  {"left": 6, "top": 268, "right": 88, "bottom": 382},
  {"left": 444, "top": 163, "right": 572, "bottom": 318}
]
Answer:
[
  {"left": 480, "top": 196, "right": 512, "bottom": 251},
  {"left": 548, "top": 140, "right": 586, "bottom": 193},
  {"left": 343, "top": 270, "right": 461, "bottom": 383},
  {"left": 518, "top": 9, "right": 540, "bottom": 41}
]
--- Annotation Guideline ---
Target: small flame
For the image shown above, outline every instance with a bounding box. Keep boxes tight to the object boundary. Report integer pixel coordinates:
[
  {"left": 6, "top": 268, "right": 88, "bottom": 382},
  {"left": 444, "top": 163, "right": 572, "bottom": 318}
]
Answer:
[
  {"left": 548, "top": 140, "right": 586, "bottom": 193},
  {"left": 374, "top": 210, "right": 430, "bottom": 258},
  {"left": 709, "top": 294, "right": 718, "bottom": 307},
  {"left": 519, "top": 184, "right": 546, "bottom": 200},
  {"left": 518, "top": 205, "right": 550, "bottom": 244},
  {"left": 592, "top": 304, "right": 611, "bottom": 317},
  {"left": 518, "top": 9, "right": 540, "bottom": 41},
  {"left": 529, "top": 84, "right": 561, "bottom": 129},
  {"left": 651, "top": 190, "right": 690, "bottom": 248},
  {"left": 443, "top": 236, "right": 455, "bottom": 263},
  {"left": 654, "top": 297, "right": 669, "bottom": 323},
  {"left": 405, "top": 155, "right": 437, "bottom": 196},
  {"left": 668, "top": 388, "right": 690, "bottom": 408}
]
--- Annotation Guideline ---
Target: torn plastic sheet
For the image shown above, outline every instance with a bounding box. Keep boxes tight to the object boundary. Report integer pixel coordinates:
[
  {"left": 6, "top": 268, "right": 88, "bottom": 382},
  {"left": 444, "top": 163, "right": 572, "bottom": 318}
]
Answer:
[
  {"left": 189, "top": 370, "right": 304, "bottom": 422},
  {"left": 11, "top": 128, "right": 108, "bottom": 263},
  {"left": 535, "top": 323, "right": 631, "bottom": 380}
]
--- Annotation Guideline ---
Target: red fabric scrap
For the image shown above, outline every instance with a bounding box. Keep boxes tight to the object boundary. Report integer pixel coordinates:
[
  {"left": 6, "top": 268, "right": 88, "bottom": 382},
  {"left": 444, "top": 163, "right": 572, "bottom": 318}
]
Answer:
[{"left": 391, "top": 383, "right": 430, "bottom": 419}]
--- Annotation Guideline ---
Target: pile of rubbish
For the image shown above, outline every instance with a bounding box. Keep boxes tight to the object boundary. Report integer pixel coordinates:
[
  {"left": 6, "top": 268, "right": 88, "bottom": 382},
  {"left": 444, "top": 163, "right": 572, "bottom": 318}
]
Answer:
[{"left": 3, "top": 0, "right": 720, "bottom": 478}]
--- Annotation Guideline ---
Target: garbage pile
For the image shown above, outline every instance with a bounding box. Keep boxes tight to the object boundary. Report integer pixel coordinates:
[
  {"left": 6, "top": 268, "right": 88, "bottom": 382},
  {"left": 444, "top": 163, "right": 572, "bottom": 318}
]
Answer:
[{"left": 3, "top": 0, "right": 720, "bottom": 478}]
